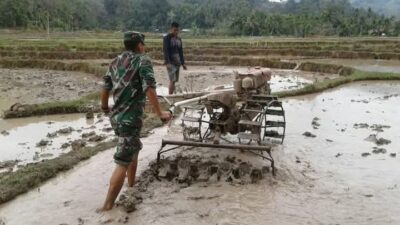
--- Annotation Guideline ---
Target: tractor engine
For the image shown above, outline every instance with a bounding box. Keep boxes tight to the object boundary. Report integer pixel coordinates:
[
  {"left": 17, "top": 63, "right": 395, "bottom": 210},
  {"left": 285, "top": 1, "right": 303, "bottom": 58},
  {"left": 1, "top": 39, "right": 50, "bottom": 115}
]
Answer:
[{"left": 234, "top": 67, "right": 272, "bottom": 97}]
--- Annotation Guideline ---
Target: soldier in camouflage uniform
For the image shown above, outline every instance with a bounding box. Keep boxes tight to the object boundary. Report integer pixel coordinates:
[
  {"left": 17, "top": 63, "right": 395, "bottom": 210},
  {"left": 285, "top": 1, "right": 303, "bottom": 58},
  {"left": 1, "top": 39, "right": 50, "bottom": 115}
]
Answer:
[{"left": 99, "top": 31, "right": 172, "bottom": 211}]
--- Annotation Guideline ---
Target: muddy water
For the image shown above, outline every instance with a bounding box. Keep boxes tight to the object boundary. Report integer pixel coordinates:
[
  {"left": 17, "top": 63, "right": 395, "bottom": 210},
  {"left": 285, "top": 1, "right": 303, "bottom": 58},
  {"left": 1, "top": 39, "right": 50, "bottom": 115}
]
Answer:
[
  {"left": 0, "top": 114, "right": 112, "bottom": 165},
  {"left": 153, "top": 66, "right": 335, "bottom": 94},
  {"left": 0, "top": 127, "right": 169, "bottom": 225},
  {"left": 0, "top": 68, "right": 104, "bottom": 165},
  {"left": 1, "top": 81, "right": 399, "bottom": 225},
  {"left": 269, "top": 69, "right": 322, "bottom": 91},
  {"left": 275, "top": 81, "right": 400, "bottom": 224},
  {"left": 201, "top": 70, "right": 318, "bottom": 92},
  {"left": 299, "top": 58, "right": 400, "bottom": 73}
]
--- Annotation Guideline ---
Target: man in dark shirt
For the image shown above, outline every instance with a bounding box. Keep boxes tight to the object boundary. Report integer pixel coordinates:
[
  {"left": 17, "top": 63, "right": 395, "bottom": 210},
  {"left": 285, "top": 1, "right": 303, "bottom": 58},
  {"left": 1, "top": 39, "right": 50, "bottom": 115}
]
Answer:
[{"left": 163, "top": 22, "right": 187, "bottom": 95}]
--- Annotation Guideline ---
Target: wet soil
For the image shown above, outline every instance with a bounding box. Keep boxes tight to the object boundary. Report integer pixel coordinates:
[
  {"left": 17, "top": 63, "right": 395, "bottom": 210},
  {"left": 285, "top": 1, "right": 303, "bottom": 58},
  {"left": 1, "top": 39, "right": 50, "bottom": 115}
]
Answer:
[
  {"left": 117, "top": 153, "right": 270, "bottom": 212},
  {"left": 298, "top": 58, "right": 400, "bottom": 73},
  {"left": 0, "top": 66, "right": 329, "bottom": 115},
  {"left": 0, "top": 68, "right": 101, "bottom": 112},
  {"left": 0, "top": 81, "right": 399, "bottom": 225},
  {"left": 152, "top": 66, "right": 335, "bottom": 93}
]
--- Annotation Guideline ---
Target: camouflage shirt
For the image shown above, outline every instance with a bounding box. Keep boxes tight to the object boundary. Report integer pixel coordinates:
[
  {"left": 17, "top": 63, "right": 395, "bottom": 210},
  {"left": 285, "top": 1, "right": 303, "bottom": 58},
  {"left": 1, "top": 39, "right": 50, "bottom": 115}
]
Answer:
[{"left": 103, "top": 51, "right": 156, "bottom": 128}]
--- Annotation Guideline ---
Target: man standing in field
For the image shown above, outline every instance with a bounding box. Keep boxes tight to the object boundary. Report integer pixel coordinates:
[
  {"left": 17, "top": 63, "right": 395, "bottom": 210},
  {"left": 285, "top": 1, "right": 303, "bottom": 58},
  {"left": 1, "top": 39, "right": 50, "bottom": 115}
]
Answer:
[
  {"left": 99, "top": 31, "right": 172, "bottom": 211},
  {"left": 163, "top": 22, "right": 187, "bottom": 95}
]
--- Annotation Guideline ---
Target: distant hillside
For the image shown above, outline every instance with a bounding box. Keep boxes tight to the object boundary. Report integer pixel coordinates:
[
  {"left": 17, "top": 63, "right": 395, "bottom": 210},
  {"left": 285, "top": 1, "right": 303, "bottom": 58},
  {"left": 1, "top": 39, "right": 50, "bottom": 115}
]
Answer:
[
  {"left": 263, "top": 0, "right": 400, "bottom": 17},
  {"left": 350, "top": 0, "right": 400, "bottom": 17}
]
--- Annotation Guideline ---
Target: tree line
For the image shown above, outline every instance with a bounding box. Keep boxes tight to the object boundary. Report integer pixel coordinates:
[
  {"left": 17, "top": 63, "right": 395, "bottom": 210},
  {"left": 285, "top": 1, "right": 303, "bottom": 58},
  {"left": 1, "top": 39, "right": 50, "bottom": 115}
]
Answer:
[
  {"left": 1, "top": 0, "right": 399, "bottom": 37},
  {"left": 350, "top": 0, "right": 400, "bottom": 18}
]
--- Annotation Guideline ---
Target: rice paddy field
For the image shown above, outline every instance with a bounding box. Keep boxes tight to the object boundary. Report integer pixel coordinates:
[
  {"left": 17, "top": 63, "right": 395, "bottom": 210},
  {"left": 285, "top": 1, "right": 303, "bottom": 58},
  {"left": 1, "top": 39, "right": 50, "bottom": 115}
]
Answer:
[{"left": 0, "top": 31, "right": 400, "bottom": 225}]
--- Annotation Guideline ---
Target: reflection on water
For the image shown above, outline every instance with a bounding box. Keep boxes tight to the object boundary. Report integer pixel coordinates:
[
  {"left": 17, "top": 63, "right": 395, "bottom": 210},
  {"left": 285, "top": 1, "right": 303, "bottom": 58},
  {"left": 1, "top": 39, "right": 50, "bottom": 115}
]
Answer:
[
  {"left": 154, "top": 66, "right": 333, "bottom": 95},
  {"left": 201, "top": 71, "right": 319, "bottom": 93},
  {"left": 270, "top": 70, "right": 316, "bottom": 91},
  {"left": 131, "top": 81, "right": 400, "bottom": 225},
  {"left": 0, "top": 114, "right": 112, "bottom": 164},
  {"left": 0, "top": 81, "right": 399, "bottom": 225}
]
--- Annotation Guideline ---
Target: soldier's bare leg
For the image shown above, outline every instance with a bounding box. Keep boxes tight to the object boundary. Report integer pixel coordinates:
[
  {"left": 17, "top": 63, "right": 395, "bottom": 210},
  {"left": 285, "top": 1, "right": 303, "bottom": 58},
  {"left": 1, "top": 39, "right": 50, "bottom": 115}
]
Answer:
[
  {"left": 100, "top": 165, "right": 128, "bottom": 211},
  {"left": 127, "top": 152, "right": 139, "bottom": 187}
]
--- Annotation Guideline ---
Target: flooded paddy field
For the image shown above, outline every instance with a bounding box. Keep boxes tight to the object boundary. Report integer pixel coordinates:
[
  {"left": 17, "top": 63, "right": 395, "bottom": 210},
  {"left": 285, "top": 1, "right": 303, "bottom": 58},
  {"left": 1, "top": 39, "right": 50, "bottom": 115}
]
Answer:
[
  {"left": 152, "top": 66, "right": 334, "bottom": 93},
  {"left": 297, "top": 58, "right": 400, "bottom": 73},
  {"left": 0, "top": 67, "right": 326, "bottom": 176},
  {"left": 0, "top": 68, "right": 106, "bottom": 170},
  {"left": 1, "top": 36, "right": 400, "bottom": 225},
  {"left": 0, "top": 81, "right": 399, "bottom": 225},
  {"left": 0, "top": 113, "right": 113, "bottom": 170}
]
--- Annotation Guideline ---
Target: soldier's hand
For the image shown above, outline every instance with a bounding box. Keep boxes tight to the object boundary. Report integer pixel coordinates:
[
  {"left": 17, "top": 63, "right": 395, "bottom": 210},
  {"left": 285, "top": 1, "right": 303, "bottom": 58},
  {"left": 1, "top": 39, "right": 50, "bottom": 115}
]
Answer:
[
  {"left": 160, "top": 111, "right": 172, "bottom": 123},
  {"left": 182, "top": 65, "right": 188, "bottom": 70},
  {"left": 166, "top": 64, "right": 172, "bottom": 69}
]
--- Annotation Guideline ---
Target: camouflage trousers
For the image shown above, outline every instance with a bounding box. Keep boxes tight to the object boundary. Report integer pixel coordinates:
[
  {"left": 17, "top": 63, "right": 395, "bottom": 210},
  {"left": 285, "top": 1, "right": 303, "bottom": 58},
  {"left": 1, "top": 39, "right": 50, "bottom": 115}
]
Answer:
[{"left": 110, "top": 117, "right": 143, "bottom": 166}]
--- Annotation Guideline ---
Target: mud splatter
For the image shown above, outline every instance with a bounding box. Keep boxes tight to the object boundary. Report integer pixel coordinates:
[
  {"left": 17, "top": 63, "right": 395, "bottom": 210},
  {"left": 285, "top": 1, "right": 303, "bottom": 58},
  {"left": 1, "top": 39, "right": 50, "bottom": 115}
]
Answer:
[
  {"left": 117, "top": 154, "right": 271, "bottom": 212},
  {"left": 311, "top": 117, "right": 320, "bottom": 129},
  {"left": 303, "top": 131, "right": 316, "bottom": 138}
]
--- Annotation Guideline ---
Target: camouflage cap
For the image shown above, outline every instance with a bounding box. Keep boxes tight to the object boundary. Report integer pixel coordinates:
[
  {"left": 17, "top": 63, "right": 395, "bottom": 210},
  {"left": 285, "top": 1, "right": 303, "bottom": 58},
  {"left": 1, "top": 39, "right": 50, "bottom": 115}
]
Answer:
[{"left": 123, "top": 31, "right": 145, "bottom": 44}]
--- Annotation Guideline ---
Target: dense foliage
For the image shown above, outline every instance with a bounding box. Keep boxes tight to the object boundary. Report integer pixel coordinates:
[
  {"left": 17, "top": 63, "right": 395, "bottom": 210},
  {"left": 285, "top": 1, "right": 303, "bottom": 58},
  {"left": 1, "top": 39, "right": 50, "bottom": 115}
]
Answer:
[{"left": 0, "top": 0, "right": 399, "bottom": 36}]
